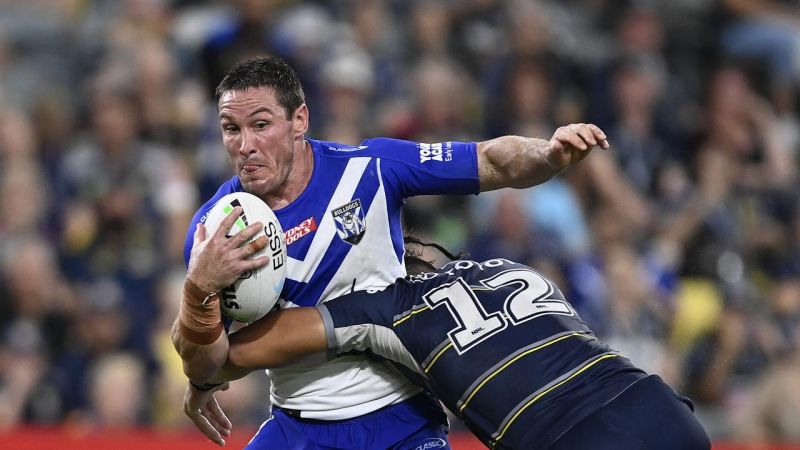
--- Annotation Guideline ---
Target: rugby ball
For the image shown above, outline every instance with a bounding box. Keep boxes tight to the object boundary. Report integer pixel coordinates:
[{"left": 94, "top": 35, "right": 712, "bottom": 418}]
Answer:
[{"left": 203, "top": 192, "right": 287, "bottom": 322}]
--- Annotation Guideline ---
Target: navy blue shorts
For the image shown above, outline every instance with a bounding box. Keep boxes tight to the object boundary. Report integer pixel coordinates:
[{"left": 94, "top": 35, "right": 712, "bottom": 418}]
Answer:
[
  {"left": 551, "top": 375, "right": 711, "bottom": 450},
  {"left": 245, "top": 393, "right": 450, "bottom": 450}
]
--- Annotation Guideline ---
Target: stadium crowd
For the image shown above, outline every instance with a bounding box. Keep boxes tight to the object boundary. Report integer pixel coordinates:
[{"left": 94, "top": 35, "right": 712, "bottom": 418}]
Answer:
[{"left": 0, "top": 0, "right": 799, "bottom": 443}]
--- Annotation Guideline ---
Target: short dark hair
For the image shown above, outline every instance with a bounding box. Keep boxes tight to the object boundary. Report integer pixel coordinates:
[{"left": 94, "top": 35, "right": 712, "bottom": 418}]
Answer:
[
  {"left": 403, "top": 236, "right": 466, "bottom": 276},
  {"left": 215, "top": 55, "right": 306, "bottom": 120},
  {"left": 404, "top": 253, "right": 438, "bottom": 276}
]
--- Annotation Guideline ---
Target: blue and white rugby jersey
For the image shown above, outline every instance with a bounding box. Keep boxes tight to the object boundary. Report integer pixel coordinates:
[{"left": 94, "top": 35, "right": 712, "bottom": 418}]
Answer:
[{"left": 184, "top": 137, "right": 478, "bottom": 419}]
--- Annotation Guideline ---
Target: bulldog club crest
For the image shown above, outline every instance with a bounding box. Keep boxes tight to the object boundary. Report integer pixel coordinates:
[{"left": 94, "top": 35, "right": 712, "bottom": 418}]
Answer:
[{"left": 331, "top": 199, "right": 366, "bottom": 245}]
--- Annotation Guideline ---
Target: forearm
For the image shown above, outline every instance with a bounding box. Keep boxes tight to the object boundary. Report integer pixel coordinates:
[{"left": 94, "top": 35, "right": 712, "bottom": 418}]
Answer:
[
  {"left": 477, "top": 125, "right": 607, "bottom": 191},
  {"left": 172, "top": 318, "right": 229, "bottom": 383},
  {"left": 226, "top": 308, "right": 327, "bottom": 370},
  {"left": 171, "top": 279, "right": 228, "bottom": 383},
  {"left": 478, "top": 136, "right": 559, "bottom": 191}
]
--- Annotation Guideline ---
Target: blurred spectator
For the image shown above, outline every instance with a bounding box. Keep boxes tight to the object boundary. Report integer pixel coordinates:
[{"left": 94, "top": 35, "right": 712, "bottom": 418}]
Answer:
[
  {"left": 721, "top": 0, "right": 800, "bottom": 102},
  {"left": 468, "top": 190, "right": 562, "bottom": 263},
  {"left": 318, "top": 44, "right": 375, "bottom": 144},
  {"left": 732, "top": 276, "right": 800, "bottom": 441},
  {"left": 0, "top": 236, "right": 76, "bottom": 426},
  {"left": 54, "top": 278, "right": 132, "bottom": 423},
  {"left": 678, "top": 65, "right": 795, "bottom": 279},
  {"left": 600, "top": 242, "right": 677, "bottom": 384},
  {"left": 199, "top": 0, "right": 282, "bottom": 95},
  {"left": 87, "top": 353, "right": 147, "bottom": 427}
]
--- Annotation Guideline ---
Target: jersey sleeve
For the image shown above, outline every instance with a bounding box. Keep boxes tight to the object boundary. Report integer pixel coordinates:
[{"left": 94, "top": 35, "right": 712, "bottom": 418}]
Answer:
[
  {"left": 359, "top": 138, "right": 479, "bottom": 198},
  {"left": 315, "top": 286, "right": 401, "bottom": 357}
]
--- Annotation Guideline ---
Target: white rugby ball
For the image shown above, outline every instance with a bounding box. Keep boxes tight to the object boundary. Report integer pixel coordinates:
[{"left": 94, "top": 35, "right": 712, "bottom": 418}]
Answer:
[{"left": 203, "top": 192, "right": 287, "bottom": 322}]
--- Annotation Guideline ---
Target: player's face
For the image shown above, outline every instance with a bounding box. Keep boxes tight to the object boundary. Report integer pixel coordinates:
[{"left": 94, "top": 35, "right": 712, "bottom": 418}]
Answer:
[{"left": 219, "top": 87, "right": 308, "bottom": 200}]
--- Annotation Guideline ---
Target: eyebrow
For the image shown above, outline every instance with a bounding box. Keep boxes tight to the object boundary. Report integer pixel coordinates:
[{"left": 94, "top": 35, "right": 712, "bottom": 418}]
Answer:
[
  {"left": 248, "top": 107, "right": 273, "bottom": 117},
  {"left": 219, "top": 106, "right": 275, "bottom": 119}
]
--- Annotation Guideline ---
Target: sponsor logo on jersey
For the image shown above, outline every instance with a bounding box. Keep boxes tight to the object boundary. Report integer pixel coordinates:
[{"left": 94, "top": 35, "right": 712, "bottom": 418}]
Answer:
[
  {"left": 414, "top": 438, "right": 447, "bottom": 450},
  {"left": 285, "top": 217, "right": 317, "bottom": 246},
  {"left": 328, "top": 145, "right": 368, "bottom": 152},
  {"left": 331, "top": 199, "right": 366, "bottom": 245},
  {"left": 419, "top": 142, "right": 453, "bottom": 163}
]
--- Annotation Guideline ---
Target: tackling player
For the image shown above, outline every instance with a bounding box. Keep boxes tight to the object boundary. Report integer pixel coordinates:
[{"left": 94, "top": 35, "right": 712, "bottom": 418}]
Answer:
[
  {"left": 190, "top": 243, "right": 711, "bottom": 449},
  {"left": 172, "top": 55, "right": 609, "bottom": 448}
]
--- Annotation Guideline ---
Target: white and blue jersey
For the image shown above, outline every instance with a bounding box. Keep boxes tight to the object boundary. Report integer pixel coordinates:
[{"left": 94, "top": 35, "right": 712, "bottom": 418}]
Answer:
[
  {"left": 185, "top": 138, "right": 478, "bottom": 419},
  {"left": 317, "top": 259, "right": 649, "bottom": 449}
]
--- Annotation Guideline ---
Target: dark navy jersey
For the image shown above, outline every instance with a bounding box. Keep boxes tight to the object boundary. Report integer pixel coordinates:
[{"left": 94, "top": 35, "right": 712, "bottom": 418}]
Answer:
[
  {"left": 184, "top": 137, "right": 479, "bottom": 418},
  {"left": 318, "top": 258, "right": 648, "bottom": 449}
]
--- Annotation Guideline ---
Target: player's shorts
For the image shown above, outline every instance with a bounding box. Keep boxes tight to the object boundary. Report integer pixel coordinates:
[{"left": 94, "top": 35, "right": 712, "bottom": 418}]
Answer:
[
  {"left": 245, "top": 393, "right": 450, "bottom": 450},
  {"left": 550, "top": 375, "right": 711, "bottom": 450}
]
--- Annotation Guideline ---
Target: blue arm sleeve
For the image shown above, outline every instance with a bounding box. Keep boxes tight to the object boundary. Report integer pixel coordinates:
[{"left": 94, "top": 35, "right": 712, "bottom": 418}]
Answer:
[{"left": 359, "top": 138, "right": 479, "bottom": 198}]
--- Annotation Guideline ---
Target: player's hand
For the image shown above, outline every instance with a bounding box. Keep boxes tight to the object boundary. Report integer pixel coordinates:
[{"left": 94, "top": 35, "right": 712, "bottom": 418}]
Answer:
[
  {"left": 184, "top": 382, "right": 232, "bottom": 447},
  {"left": 545, "top": 123, "right": 609, "bottom": 170},
  {"left": 188, "top": 206, "right": 270, "bottom": 293}
]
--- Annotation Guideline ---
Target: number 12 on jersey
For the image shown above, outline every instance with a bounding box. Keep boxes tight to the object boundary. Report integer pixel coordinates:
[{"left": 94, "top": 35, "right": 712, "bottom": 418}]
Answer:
[{"left": 422, "top": 268, "right": 574, "bottom": 354}]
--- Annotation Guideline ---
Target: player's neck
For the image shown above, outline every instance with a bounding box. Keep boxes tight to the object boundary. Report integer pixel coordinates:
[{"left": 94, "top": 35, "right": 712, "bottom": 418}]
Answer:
[{"left": 264, "top": 139, "right": 314, "bottom": 210}]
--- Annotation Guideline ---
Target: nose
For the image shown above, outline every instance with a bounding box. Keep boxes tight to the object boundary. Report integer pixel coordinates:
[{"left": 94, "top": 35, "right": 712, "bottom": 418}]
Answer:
[{"left": 238, "top": 128, "right": 258, "bottom": 156}]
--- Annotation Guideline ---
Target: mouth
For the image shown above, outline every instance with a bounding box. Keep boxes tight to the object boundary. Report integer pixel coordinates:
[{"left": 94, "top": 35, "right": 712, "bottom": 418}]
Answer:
[{"left": 241, "top": 163, "right": 264, "bottom": 174}]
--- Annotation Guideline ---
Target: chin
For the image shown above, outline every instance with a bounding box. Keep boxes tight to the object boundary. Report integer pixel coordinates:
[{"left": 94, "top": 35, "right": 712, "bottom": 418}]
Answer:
[{"left": 241, "top": 179, "right": 273, "bottom": 197}]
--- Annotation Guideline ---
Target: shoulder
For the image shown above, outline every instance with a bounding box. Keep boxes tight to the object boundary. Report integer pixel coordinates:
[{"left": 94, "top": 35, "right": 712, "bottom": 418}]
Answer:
[
  {"left": 192, "top": 176, "right": 243, "bottom": 225},
  {"left": 313, "top": 137, "right": 420, "bottom": 159},
  {"left": 412, "top": 258, "right": 529, "bottom": 284}
]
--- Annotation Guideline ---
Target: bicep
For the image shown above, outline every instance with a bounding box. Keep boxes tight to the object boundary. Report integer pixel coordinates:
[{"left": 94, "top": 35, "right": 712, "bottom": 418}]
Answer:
[{"left": 227, "top": 308, "right": 327, "bottom": 369}]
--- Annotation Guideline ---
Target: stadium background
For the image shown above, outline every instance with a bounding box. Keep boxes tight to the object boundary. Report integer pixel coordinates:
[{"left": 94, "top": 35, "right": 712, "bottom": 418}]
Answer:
[{"left": 1, "top": 0, "right": 799, "bottom": 448}]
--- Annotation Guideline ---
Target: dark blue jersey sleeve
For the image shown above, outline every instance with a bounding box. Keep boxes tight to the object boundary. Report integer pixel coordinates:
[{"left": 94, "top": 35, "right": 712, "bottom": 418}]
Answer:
[
  {"left": 317, "top": 284, "right": 403, "bottom": 332},
  {"left": 326, "top": 138, "right": 479, "bottom": 198}
]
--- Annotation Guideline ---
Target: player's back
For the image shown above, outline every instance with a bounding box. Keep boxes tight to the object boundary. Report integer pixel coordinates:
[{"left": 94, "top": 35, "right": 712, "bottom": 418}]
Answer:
[{"left": 319, "top": 258, "right": 648, "bottom": 449}]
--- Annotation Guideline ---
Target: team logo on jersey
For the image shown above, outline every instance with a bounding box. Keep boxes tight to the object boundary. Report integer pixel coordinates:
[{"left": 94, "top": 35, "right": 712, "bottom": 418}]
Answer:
[
  {"left": 285, "top": 217, "right": 317, "bottom": 246},
  {"left": 331, "top": 199, "right": 366, "bottom": 245}
]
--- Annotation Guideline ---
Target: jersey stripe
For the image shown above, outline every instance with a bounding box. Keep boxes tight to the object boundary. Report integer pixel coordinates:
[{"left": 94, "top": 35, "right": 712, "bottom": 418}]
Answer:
[
  {"left": 422, "top": 341, "right": 454, "bottom": 374},
  {"left": 456, "top": 331, "right": 594, "bottom": 414},
  {"left": 490, "top": 352, "right": 622, "bottom": 447},
  {"left": 392, "top": 304, "right": 430, "bottom": 327}
]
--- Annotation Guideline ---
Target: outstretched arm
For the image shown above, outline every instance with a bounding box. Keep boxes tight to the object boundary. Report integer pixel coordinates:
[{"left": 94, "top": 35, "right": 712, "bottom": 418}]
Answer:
[{"left": 477, "top": 123, "right": 609, "bottom": 191}]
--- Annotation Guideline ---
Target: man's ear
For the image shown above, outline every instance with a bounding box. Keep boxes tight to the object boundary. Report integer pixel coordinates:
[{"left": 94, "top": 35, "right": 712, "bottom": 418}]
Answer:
[{"left": 292, "top": 104, "right": 309, "bottom": 137}]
